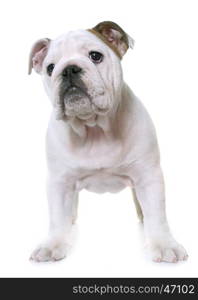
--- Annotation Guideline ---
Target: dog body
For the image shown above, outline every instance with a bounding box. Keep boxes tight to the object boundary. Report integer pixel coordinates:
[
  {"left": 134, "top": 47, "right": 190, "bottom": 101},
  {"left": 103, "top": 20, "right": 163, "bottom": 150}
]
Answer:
[{"left": 29, "top": 22, "right": 187, "bottom": 263}]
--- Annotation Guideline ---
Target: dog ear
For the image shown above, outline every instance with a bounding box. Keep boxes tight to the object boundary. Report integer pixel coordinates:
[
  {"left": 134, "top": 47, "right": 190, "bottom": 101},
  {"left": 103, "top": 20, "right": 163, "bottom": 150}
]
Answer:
[
  {"left": 28, "top": 38, "right": 51, "bottom": 75},
  {"left": 91, "top": 21, "right": 134, "bottom": 57}
]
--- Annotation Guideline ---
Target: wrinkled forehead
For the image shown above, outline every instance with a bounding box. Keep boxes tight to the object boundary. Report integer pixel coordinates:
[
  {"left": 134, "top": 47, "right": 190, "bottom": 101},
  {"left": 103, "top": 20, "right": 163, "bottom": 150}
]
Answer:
[{"left": 47, "top": 30, "right": 108, "bottom": 61}]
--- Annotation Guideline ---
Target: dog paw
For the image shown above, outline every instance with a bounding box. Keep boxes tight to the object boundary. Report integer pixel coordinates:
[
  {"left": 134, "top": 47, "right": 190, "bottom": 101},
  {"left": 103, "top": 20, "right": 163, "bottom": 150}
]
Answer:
[
  {"left": 30, "top": 242, "right": 67, "bottom": 262},
  {"left": 149, "top": 240, "right": 188, "bottom": 263}
]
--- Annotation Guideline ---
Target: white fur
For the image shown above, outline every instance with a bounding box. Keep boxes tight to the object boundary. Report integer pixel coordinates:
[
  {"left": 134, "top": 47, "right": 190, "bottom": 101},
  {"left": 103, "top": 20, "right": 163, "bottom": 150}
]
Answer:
[{"left": 30, "top": 29, "right": 187, "bottom": 263}]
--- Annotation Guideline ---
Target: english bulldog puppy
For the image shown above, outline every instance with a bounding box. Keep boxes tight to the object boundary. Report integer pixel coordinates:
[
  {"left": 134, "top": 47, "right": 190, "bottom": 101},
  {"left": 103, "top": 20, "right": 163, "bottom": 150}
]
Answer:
[{"left": 29, "top": 21, "right": 188, "bottom": 263}]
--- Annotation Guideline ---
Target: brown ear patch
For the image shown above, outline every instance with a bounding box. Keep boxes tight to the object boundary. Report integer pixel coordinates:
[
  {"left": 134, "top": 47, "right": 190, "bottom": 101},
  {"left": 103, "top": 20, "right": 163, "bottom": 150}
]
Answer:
[{"left": 88, "top": 21, "right": 133, "bottom": 58}]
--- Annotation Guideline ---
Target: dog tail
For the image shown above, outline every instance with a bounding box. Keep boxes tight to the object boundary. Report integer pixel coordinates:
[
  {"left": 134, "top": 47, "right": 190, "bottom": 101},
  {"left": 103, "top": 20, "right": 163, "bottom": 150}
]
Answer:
[{"left": 131, "top": 189, "right": 144, "bottom": 223}]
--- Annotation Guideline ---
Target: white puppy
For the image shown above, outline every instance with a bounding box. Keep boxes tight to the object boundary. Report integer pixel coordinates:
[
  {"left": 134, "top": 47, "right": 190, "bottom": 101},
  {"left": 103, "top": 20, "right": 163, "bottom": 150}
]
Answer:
[{"left": 29, "top": 21, "right": 188, "bottom": 263}]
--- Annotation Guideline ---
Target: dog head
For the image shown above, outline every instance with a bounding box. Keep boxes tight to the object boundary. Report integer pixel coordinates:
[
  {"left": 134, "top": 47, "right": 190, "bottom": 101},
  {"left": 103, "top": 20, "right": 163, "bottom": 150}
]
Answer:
[{"left": 28, "top": 21, "right": 134, "bottom": 121}]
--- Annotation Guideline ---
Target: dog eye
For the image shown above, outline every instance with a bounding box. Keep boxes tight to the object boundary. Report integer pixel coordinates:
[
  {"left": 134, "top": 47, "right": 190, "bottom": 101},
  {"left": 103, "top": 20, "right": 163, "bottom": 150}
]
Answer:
[
  {"left": 47, "top": 64, "right": 55, "bottom": 76},
  {"left": 89, "top": 51, "right": 103, "bottom": 63}
]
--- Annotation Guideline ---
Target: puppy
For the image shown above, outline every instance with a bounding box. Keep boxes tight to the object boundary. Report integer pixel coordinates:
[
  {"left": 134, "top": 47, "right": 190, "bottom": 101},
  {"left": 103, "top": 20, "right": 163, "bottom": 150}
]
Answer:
[{"left": 29, "top": 21, "right": 187, "bottom": 263}]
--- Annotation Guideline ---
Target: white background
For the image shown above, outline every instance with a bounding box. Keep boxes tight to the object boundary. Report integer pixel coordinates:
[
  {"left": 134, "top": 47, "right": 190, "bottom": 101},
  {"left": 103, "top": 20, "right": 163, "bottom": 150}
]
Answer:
[{"left": 0, "top": 0, "right": 198, "bottom": 277}]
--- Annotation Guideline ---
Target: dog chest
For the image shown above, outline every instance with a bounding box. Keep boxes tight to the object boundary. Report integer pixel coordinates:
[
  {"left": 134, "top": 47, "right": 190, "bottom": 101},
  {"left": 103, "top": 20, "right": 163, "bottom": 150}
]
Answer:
[
  {"left": 66, "top": 125, "right": 124, "bottom": 168},
  {"left": 76, "top": 171, "right": 132, "bottom": 194}
]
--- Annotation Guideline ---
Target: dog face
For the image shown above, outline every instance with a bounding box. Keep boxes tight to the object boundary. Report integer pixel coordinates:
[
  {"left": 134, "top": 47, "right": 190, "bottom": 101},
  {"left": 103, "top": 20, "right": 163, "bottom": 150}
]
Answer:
[{"left": 28, "top": 21, "right": 134, "bottom": 120}]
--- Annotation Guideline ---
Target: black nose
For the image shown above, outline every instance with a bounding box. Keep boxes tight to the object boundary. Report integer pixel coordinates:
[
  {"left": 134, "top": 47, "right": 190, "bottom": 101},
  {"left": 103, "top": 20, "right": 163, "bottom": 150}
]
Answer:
[{"left": 62, "top": 65, "right": 82, "bottom": 78}]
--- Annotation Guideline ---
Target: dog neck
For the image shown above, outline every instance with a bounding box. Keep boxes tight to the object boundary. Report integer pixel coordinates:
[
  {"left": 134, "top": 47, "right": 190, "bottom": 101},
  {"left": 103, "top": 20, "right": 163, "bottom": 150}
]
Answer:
[{"left": 68, "top": 112, "right": 117, "bottom": 140}]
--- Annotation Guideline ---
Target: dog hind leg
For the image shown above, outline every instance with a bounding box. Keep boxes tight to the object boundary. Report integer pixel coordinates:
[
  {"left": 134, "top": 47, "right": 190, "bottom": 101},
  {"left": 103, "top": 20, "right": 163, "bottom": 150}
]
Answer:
[{"left": 132, "top": 188, "right": 144, "bottom": 223}]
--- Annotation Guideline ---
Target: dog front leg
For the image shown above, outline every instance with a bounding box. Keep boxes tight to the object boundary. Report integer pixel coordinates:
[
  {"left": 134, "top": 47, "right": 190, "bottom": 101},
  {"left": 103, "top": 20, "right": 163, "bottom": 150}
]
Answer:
[
  {"left": 133, "top": 165, "right": 188, "bottom": 263},
  {"left": 30, "top": 178, "right": 77, "bottom": 262}
]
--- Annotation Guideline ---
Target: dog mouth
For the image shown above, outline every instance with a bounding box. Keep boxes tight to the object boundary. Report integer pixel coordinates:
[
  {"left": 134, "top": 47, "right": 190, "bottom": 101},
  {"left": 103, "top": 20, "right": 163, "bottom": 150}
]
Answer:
[
  {"left": 64, "top": 85, "right": 88, "bottom": 101},
  {"left": 60, "top": 84, "right": 93, "bottom": 117},
  {"left": 55, "top": 76, "right": 110, "bottom": 120}
]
